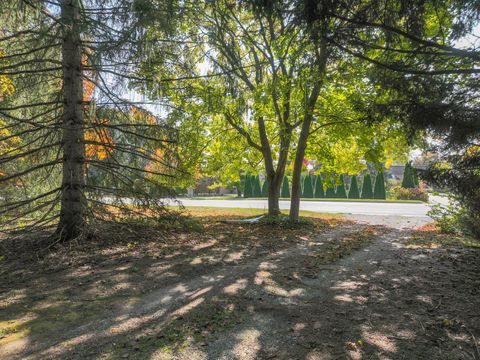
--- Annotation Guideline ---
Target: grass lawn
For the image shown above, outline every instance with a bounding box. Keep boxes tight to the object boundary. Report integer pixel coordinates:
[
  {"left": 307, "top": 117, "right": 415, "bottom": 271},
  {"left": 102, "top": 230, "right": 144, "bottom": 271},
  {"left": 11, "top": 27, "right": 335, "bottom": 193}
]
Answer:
[{"left": 170, "top": 206, "right": 344, "bottom": 220}]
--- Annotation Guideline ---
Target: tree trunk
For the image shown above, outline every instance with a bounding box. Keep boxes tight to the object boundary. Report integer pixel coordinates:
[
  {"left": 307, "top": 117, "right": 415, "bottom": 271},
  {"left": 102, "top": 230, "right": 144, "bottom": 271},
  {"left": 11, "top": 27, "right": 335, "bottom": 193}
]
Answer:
[
  {"left": 267, "top": 127, "right": 292, "bottom": 216},
  {"left": 255, "top": 115, "right": 280, "bottom": 217},
  {"left": 289, "top": 43, "right": 328, "bottom": 222},
  {"left": 266, "top": 172, "right": 283, "bottom": 216},
  {"left": 289, "top": 119, "right": 314, "bottom": 221},
  {"left": 56, "top": 0, "right": 86, "bottom": 240},
  {"left": 253, "top": 124, "right": 294, "bottom": 217}
]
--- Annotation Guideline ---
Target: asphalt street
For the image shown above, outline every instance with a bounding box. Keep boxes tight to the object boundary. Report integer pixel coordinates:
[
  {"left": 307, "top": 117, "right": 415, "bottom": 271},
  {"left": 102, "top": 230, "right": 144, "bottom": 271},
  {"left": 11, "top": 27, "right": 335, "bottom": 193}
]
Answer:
[{"left": 177, "top": 199, "right": 431, "bottom": 217}]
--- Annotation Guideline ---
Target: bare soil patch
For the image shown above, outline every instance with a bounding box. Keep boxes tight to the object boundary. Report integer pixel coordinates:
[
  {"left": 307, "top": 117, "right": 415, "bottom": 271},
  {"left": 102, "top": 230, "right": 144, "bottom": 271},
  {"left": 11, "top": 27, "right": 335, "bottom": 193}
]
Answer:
[{"left": 1, "top": 212, "right": 479, "bottom": 360}]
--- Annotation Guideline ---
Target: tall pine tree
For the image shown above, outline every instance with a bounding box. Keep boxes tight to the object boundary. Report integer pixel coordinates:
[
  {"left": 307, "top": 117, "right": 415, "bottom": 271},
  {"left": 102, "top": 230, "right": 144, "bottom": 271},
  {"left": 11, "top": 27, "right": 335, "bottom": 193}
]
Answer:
[
  {"left": 0, "top": 0, "right": 178, "bottom": 240},
  {"left": 412, "top": 167, "right": 420, "bottom": 187},
  {"left": 325, "top": 177, "right": 336, "bottom": 198}
]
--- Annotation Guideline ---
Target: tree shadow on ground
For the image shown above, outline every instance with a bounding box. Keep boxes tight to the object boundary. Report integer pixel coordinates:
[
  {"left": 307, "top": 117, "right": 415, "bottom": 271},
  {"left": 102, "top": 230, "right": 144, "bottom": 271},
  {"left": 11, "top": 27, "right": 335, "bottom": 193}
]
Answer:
[{"left": 1, "top": 220, "right": 479, "bottom": 359}]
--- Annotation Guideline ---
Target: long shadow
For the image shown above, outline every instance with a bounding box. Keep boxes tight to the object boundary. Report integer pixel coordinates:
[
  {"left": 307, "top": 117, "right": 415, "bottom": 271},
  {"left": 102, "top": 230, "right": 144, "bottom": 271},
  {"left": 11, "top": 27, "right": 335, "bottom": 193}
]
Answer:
[
  {"left": 0, "top": 219, "right": 329, "bottom": 358},
  {"left": 1, "top": 222, "right": 479, "bottom": 359}
]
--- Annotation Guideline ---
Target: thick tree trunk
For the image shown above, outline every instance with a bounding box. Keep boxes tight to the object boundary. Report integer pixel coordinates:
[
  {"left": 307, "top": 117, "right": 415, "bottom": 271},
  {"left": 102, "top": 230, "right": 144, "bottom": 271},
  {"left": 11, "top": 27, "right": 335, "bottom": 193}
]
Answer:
[
  {"left": 56, "top": 0, "right": 86, "bottom": 240},
  {"left": 255, "top": 125, "right": 295, "bottom": 217},
  {"left": 289, "top": 43, "right": 328, "bottom": 222},
  {"left": 289, "top": 114, "right": 315, "bottom": 221},
  {"left": 256, "top": 116, "right": 281, "bottom": 217},
  {"left": 267, "top": 127, "right": 292, "bottom": 216},
  {"left": 266, "top": 172, "right": 282, "bottom": 216}
]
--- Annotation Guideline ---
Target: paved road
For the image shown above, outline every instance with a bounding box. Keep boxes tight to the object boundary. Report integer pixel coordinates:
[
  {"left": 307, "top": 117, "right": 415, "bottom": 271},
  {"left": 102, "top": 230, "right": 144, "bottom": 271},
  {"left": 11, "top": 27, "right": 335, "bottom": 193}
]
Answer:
[{"left": 176, "top": 199, "right": 431, "bottom": 217}]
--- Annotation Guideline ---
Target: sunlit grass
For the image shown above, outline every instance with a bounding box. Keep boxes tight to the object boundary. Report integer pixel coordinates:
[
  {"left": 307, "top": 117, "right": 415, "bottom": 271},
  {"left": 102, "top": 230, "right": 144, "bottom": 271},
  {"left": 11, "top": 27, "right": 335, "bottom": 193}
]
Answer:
[{"left": 168, "top": 206, "right": 344, "bottom": 220}]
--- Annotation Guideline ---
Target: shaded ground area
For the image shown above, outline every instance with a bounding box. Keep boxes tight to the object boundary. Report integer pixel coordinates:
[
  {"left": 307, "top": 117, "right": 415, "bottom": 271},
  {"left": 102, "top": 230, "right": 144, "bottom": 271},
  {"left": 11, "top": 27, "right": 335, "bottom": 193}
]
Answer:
[{"left": 1, "top": 209, "right": 479, "bottom": 359}]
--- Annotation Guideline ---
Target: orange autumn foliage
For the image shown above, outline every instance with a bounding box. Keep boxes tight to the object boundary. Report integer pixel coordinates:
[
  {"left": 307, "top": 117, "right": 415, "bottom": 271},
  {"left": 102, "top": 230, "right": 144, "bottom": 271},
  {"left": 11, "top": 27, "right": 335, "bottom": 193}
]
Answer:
[
  {"left": 144, "top": 146, "right": 178, "bottom": 181},
  {"left": 144, "top": 148, "right": 165, "bottom": 174},
  {"left": 85, "top": 119, "right": 114, "bottom": 160},
  {"left": 81, "top": 51, "right": 113, "bottom": 160},
  {"left": 81, "top": 54, "right": 156, "bottom": 162},
  {"left": 130, "top": 106, "right": 156, "bottom": 125},
  {"left": 82, "top": 52, "right": 95, "bottom": 102},
  {"left": 83, "top": 78, "right": 95, "bottom": 102}
]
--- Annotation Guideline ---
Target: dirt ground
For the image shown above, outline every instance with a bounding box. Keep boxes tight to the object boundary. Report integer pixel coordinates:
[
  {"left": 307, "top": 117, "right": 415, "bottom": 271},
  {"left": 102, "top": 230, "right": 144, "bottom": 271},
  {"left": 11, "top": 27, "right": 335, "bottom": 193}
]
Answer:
[{"left": 1, "top": 211, "right": 479, "bottom": 360}]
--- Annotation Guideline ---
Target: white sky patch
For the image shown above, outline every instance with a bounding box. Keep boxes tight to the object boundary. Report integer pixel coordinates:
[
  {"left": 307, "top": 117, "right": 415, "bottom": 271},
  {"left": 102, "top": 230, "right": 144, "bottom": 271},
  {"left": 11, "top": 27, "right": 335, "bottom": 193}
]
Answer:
[{"left": 455, "top": 23, "right": 480, "bottom": 49}]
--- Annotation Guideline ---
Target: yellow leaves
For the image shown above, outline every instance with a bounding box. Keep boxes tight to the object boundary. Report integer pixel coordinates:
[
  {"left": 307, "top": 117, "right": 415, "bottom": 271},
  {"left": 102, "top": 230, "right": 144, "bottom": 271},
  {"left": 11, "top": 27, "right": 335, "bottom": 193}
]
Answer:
[
  {"left": 384, "top": 158, "right": 394, "bottom": 169},
  {"left": 82, "top": 52, "right": 95, "bottom": 102},
  {"left": 0, "top": 75, "right": 14, "bottom": 98},
  {"left": 0, "top": 51, "right": 15, "bottom": 98},
  {"left": 85, "top": 119, "right": 113, "bottom": 160},
  {"left": 432, "top": 161, "right": 452, "bottom": 170},
  {"left": 145, "top": 147, "right": 173, "bottom": 177},
  {"left": 0, "top": 51, "right": 17, "bottom": 179},
  {"left": 465, "top": 145, "right": 480, "bottom": 158},
  {"left": 130, "top": 106, "right": 156, "bottom": 125},
  {"left": 83, "top": 78, "right": 95, "bottom": 102},
  {"left": 315, "top": 140, "right": 368, "bottom": 175}
]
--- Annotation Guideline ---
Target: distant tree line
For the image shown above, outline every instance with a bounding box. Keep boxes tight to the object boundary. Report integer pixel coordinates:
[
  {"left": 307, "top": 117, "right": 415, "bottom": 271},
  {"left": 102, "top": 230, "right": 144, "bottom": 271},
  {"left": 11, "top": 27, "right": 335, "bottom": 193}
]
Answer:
[{"left": 242, "top": 171, "right": 387, "bottom": 200}]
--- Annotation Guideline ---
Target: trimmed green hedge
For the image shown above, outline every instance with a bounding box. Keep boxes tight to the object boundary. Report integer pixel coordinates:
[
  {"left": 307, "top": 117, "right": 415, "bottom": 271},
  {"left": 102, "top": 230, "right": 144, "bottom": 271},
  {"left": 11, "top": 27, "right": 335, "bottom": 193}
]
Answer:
[
  {"left": 244, "top": 174, "right": 253, "bottom": 198},
  {"left": 335, "top": 175, "right": 347, "bottom": 198},
  {"left": 373, "top": 171, "right": 386, "bottom": 199},
  {"left": 325, "top": 177, "right": 336, "bottom": 198},
  {"left": 314, "top": 175, "right": 325, "bottom": 198},
  {"left": 253, "top": 175, "right": 262, "bottom": 197},
  {"left": 281, "top": 176, "right": 290, "bottom": 198},
  {"left": 402, "top": 163, "right": 416, "bottom": 189},
  {"left": 348, "top": 175, "right": 360, "bottom": 199},
  {"left": 261, "top": 177, "right": 269, "bottom": 197},
  {"left": 361, "top": 173, "right": 373, "bottom": 199},
  {"left": 302, "top": 173, "right": 314, "bottom": 198}
]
